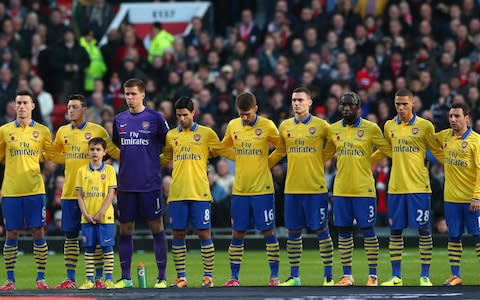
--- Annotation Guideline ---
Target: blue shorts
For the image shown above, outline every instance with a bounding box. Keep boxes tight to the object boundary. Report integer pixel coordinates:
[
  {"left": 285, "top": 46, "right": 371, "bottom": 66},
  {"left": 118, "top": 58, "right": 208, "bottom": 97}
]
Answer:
[
  {"left": 285, "top": 194, "right": 328, "bottom": 230},
  {"left": 81, "top": 223, "right": 115, "bottom": 247},
  {"left": 117, "top": 190, "right": 164, "bottom": 222},
  {"left": 2, "top": 195, "right": 46, "bottom": 230},
  {"left": 61, "top": 200, "right": 81, "bottom": 234},
  {"left": 169, "top": 201, "right": 211, "bottom": 230},
  {"left": 231, "top": 194, "right": 275, "bottom": 232},
  {"left": 333, "top": 196, "right": 376, "bottom": 228},
  {"left": 445, "top": 202, "right": 480, "bottom": 238},
  {"left": 388, "top": 193, "right": 431, "bottom": 229}
]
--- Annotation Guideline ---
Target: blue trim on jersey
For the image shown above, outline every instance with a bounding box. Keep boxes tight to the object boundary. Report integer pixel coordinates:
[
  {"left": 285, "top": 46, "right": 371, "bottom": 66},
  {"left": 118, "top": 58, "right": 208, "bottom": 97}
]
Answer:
[
  {"left": 88, "top": 162, "right": 105, "bottom": 172},
  {"left": 294, "top": 114, "right": 312, "bottom": 125},
  {"left": 451, "top": 127, "right": 472, "bottom": 139},
  {"left": 242, "top": 115, "right": 258, "bottom": 127},
  {"left": 177, "top": 122, "right": 198, "bottom": 132},
  {"left": 14, "top": 119, "right": 35, "bottom": 127},
  {"left": 70, "top": 121, "right": 87, "bottom": 130},
  {"left": 395, "top": 113, "right": 417, "bottom": 125},
  {"left": 342, "top": 117, "right": 361, "bottom": 128}
]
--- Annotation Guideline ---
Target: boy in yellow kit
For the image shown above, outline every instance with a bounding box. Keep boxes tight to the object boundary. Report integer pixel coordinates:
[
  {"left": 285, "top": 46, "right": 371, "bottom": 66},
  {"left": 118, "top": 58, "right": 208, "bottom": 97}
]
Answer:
[{"left": 76, "top": 137, "right": 117, "bottom": 289}]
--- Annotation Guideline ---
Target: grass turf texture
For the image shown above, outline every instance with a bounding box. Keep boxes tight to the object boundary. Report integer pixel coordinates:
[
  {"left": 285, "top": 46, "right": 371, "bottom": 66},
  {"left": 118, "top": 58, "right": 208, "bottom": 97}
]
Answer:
[{"left": 7, "top": 248, "right": 480, "bottom": 289}]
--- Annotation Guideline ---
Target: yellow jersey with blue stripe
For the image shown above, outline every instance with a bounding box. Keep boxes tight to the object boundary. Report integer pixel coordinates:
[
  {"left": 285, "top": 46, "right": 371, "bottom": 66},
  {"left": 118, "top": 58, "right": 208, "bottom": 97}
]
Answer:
[
  {"left": 161, "top": 123, "right": 230, "bottom": 202},
  {"left": 383, "top": 115, "right": 443, "bottom": 194},
  {"left": 437, "top": 128, "right": 480, "bottom": 203},
  {"left": 327, "top": 117, "right": 391, "bottom": 197},
  {"left": 0, "top": 120, "right": 56, "bottom": 197},
  {"left": 222, "top": 115, "right": 280, "bottom": 195},
  {"left": 54, "top": 121, "right": 120, "bottom": 200},
  {"left": 75, "top": 162, "right": 116, "bottom": 224},
  {"left": 270, "top": 114, "right": 330, "bottom": 194}
]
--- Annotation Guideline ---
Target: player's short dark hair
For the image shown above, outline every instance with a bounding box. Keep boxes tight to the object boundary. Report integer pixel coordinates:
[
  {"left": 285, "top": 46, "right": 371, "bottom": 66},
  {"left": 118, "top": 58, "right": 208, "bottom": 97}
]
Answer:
[
  {"left": 450, "top": 102, "right": 470, "bottom": 116},
  {"left": 395, "top": 88, "right": 414, "bottom": 98},
  {"left": 88, "top": 137, "right": 107, "bottom": 150},
  {"left": 236, "top": 92, "right": 257, "bottom": 111},
  {"left": 67, "top": 94, "right": 87, "bottom": 107},
  {"left": 340, "top": 91, "right": 360, "bottom": 105},
  {"left": 16, "top": 90, "right": 34, "bottom": 102},
  {"left": 175, "top": 96, "right": 194, "bottom": 112},
  {"left": 123, "top": 78, "right": 145, "bottom": 93},
  {"left": 292, "top": 86, "right": 311, "bottom": 98}
]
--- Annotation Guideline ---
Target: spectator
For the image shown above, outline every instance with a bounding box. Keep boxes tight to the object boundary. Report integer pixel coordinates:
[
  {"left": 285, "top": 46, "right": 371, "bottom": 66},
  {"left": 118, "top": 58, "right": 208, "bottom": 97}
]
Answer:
[
  {"left": 145, "top": 22, "right": 174, "bottom": 64},
  {"left": 30, "top": 76, "right": 53, "bottom": 129},
  {"left": 50, "top": 28, "right": 90, "bottom": 102}
]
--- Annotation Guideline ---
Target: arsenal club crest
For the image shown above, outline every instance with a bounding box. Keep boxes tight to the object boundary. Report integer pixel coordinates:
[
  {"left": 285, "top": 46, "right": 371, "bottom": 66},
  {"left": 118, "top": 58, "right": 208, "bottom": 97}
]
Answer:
[
  {"left": 336, "top": 134, "right": 340, "bottom": 140},
  {"left": 32, "top": 131, "right": 39, "bottom": 138},
  {"left": 85, "top": 132, "right": 92, "bottom": 140},
  {"left": 64, "top": 139, "right": 68, "bottom": 144},
  {"left": 462, "top": 141, "right": 468, "bottom": 148},
  {"left": 255, "top": 128, "right": 262, "bottom": 136},
  {"left": 11, "top": 136, "right": 14, "bottom": 141},
  {"left": 101, "top": 174, "right": 106, "bottom": 180},
  {"left": 142, "top": 121, "right": 150, "bottom": 130},
  {"left": 357, "top": 130, "right": 364, "bottom": 137},
  {"left": 194, "top": 134, "right": 201, "bottom": 141},
  {"left": 412, "top": 128, "right": 419, "bottom": 135},
  {"left": 234, "top": 135, "right": 238, "bottom": 139},
  {"left": 309, "top": 127, "right": 316, "bottom": 135}
]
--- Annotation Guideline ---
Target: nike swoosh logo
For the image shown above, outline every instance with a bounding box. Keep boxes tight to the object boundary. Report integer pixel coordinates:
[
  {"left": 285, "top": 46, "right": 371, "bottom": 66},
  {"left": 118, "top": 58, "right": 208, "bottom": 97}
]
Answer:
[
  {"left": 120, "top": 124, "right": 127, "bottom": 128},
  {"left": 154, "top": 209, "right": 161, "bottom": 214},
  {"left": 203, "top": 220, "right": 210, "bottom": 225},
  {"left": 266, "top": 221, "right": 273, "bottom": 226},
  {"left": 104, "top": 239, "right": 112, "bottom": 242}
]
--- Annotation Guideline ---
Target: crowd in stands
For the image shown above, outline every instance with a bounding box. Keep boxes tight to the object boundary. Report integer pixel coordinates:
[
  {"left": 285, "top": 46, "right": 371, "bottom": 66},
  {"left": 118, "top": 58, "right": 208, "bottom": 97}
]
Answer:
[{"left": 0, "top": 0, "right": 479, "bottom": 234}]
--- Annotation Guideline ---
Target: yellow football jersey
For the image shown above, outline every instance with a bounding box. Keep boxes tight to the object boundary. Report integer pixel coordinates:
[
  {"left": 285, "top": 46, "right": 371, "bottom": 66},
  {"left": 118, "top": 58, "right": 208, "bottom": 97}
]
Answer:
[
  {"left": 437, "top": 128, "right": 480, "bottom": 203},
  {"left": 0, "top": 120, "right": 56, "bottom": 197},
  {"left": 270, "top": 114, "right": 330, "bottom": 194},
  {"left": 383, "top": 115, "right": 443, "bottom": 194},
  {"left": 162, "top": 123, "right": 230, "bottom": 202},
  {"left": 75, "top": 162, "right": 116, "bottom": 224},
  {"left": 327, "top": 118, "right": 391, "bottom": 197},
  {"left": 222, "top": 115, "right": 280, "bottom": 195},
  {"left": 54, "top": 121, "right": 120, "bottom": 200}
]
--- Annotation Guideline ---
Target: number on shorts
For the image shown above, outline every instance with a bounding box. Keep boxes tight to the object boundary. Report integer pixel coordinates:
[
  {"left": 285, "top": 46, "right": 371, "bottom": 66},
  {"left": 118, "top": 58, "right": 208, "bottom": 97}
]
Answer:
[
  {"left": 156, "top": 197, "right": 161, "bottom": 210},
  {"left": 264, "top": 209, "right": 274, "bottom": 223},
  {"left": 477, "top": 216, "right": 480, "bottom": 229},
  {"left": 368, "top": 205, "right": 375, "bottom": 218},
  {"left": 204, "top": 209, "right": 210, "bottom": 221},
  {"left": 42, "top": 206, "right": 46, "bottom": 222},
  {"left": 416, "top": 209, "right": 429, "bottom": 223},
  {"left": 320, "top": 208, "right": 326, "bottom": 220}
]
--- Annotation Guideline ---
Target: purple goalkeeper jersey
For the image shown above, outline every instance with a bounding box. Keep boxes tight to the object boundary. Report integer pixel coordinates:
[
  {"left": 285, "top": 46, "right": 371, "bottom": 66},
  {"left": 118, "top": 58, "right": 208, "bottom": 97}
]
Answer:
[{"left": 113, "top": 108, "right": 169, "bottom": 192}]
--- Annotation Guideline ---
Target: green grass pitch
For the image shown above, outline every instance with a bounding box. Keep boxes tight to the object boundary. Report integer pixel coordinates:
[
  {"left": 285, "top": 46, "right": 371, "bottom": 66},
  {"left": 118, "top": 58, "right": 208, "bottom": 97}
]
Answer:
[{"left": 8, "top": 248, "right": 480, "bottom": 289}]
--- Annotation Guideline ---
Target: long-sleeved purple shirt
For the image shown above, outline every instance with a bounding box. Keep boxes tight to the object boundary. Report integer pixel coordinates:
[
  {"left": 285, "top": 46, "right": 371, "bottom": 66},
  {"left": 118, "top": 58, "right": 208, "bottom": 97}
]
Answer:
[{"left": 113, "top": 108, "right": 169, "bottom": 192}]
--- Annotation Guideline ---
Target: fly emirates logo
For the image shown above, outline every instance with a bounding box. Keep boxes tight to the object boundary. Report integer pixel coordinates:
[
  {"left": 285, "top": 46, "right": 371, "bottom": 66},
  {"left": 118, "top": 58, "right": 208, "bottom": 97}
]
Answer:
[{"left": 121, "top": 132, "right": 150, "bottom": 146}]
